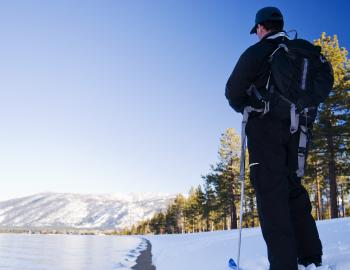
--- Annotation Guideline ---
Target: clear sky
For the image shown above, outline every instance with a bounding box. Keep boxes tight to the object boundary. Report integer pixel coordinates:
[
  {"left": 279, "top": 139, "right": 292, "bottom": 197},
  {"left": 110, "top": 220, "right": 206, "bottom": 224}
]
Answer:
[{"left": 0, "top": 0, "right": 349, "bottom": 200}]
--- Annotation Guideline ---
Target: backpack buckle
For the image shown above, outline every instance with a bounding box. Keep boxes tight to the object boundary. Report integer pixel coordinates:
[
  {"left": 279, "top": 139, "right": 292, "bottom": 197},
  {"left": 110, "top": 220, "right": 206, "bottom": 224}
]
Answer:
[
  {"left": 262, "top": 100, "right": 270, "bottom": 115},
  {"left": 290, "top": 104, "right": 299, "bottom": 134},
  {"left": 298, "top": 147, "right": 307, "bottom": 155}
]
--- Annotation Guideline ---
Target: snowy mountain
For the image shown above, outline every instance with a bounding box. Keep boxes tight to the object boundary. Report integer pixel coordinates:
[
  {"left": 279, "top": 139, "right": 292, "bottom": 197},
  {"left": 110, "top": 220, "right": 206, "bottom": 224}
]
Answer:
[{"left": 0, "top": 192, "right": 176, "bottom": 229}]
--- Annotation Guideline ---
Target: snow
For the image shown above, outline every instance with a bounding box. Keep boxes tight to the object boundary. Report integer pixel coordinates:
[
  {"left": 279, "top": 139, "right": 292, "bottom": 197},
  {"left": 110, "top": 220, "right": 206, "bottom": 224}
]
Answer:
[
  {"left": 0, "top": 192, "right": 175, "bottom": 229},
  {"left": 146, "top": 217, "right": 350, "bottom": 270},
  {"left": 0, "top": 234, "right": 147, "bottom": 270}
]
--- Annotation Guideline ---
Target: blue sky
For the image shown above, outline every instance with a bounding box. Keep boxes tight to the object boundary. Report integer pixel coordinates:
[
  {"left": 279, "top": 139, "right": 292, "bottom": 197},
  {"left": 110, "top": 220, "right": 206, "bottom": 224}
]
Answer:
[{"left": 0, "top": 0, "right": 349, "bottom": 200}]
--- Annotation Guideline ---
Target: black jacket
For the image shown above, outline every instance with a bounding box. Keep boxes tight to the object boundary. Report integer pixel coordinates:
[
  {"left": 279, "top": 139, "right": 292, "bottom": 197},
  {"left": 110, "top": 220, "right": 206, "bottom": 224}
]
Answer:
[{"left": 225, "top": 31, "right": 288, "bottom": 113}]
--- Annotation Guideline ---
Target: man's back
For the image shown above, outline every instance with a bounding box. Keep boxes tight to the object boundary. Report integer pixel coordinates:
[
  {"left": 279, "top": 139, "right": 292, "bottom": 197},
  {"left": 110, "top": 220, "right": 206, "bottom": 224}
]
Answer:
[{"left": 225, "top": 31, "right": 287, "bottom": 113}]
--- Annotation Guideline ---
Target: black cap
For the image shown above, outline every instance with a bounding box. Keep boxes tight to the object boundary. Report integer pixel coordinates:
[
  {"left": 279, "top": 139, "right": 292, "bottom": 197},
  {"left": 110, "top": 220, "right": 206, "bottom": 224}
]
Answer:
[{"left": 250, "top": 7, "right": 283, "bottom": 34}]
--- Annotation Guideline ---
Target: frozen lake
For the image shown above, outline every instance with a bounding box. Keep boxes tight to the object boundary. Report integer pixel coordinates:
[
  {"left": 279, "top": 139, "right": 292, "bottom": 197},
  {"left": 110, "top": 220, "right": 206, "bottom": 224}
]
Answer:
[{"left": 0, "top": 234, "right": 143, "bottom": 270}]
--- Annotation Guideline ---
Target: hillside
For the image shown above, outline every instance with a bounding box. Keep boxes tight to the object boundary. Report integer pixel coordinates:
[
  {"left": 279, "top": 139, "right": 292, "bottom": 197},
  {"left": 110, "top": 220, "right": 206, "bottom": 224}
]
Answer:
[{"left": 0, "top": 192, "right": 175, "bottom": 229}]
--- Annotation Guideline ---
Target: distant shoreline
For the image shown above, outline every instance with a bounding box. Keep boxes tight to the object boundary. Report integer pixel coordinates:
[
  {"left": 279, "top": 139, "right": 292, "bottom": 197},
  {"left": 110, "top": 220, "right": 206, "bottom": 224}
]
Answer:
[
  {"left": 132, "top": 239, "right": 156, "bottom": 270},
  {"left": 0, "top": 227, "right": 114, "bottom": 235}
]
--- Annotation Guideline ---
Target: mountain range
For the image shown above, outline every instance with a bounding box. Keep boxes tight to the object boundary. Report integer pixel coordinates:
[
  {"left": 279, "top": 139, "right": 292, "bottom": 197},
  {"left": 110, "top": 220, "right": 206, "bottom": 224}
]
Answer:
[{"left": 0, "top": 192, "right": 176, "bottom": 229}]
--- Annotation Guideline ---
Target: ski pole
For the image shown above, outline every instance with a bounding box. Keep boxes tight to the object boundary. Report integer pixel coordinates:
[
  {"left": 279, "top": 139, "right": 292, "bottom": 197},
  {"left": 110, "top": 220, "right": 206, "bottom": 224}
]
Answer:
[{"left": 228, "top": 106, "right": 251, "bottom": 270}]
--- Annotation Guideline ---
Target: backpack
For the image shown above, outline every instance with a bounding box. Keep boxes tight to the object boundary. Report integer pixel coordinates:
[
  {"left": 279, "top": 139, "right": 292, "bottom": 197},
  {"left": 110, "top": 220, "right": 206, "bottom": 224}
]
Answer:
[{"left": 255, "top": 34, "right": 334, "bottom": 129}]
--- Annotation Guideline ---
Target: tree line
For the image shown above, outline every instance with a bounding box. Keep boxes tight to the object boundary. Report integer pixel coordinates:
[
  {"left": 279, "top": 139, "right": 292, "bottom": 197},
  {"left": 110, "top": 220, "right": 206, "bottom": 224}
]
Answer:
[{"left": 118, "top": 33, "right": 350, "bottom": 236}]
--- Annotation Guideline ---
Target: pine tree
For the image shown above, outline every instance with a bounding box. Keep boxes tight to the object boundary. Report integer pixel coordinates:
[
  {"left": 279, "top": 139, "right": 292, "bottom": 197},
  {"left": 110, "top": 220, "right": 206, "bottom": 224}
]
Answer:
[
  {"left": 244, "top": 151, "right": 258, "bottom": 227},
  {"left": 149, "top": 212, "right": 166, "bottom": 234},
  {"left": 172, "top": 194, "right": 186, "bottom": 233},
  {"left": 310, "top": 33, "right": 350, "bottom": 218},
  {"left": 183, "top": 187, "right": 203, "bottom": 233},
  {"left": 204, "top": 128, "right": 242, "bottom": 229},
  {"left": 201, "top": 178, "right": 217, "bottom": 231},
  {"left": 164, "top": 194, "right": 187, "bottom": 233},
  {"left": 305, "top": 153, "right": 327, "bottom": 220}
]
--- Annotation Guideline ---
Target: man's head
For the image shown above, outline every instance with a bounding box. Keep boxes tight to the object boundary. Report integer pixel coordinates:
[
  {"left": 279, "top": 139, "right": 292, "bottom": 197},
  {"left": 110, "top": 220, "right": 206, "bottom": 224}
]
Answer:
[{"left": 250, "top": 7, "right": 284, "bottom": 40}]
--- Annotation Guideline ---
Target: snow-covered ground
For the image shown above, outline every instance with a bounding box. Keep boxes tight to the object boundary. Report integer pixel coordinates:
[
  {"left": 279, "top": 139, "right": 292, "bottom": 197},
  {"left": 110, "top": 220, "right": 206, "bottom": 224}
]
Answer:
[{"left": 146, "top": 217, "right": 350, "bottom": 270}]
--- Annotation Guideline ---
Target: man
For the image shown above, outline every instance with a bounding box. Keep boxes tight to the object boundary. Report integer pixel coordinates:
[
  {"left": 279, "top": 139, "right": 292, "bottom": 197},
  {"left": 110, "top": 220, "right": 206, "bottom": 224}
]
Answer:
[{"left": 225, "top": 7, "right": 326, "bottom": 270}]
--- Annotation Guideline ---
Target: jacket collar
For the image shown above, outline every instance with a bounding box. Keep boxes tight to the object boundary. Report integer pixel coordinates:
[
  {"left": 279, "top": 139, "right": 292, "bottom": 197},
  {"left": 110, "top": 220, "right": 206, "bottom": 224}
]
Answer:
[{"left": 260, "top": 30, "right": 289, "bottom": 42}]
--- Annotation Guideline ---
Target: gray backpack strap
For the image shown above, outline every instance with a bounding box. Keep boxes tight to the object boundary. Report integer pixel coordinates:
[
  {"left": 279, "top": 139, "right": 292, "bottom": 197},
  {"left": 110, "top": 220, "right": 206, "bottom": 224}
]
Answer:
[
  {"left": 290, "top": 104, "right": 299, "bottom": 134},
  {"left": 240, "top": 106, "right": 264, "bottom": 178},
  {"left": 296, "top": 125, "right": 308, "bottom": 177},
  {"left": 242, "top": 106, "right": 264, "bottom": 133}
]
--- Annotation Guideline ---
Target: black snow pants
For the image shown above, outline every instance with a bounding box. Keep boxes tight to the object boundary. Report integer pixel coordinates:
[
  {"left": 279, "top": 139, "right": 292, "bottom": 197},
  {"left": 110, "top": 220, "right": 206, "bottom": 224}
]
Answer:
[{"left": 245, "top": 114, "right": 323, "bottom": 270}]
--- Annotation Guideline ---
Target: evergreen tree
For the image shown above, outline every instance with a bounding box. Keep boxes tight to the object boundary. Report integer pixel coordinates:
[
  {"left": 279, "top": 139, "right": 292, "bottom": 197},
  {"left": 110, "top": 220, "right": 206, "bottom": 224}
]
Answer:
[
  {"left": 244, "top": 151, "right": 258, "bottom": 227},
  {"left": 149, "top": 212, "right": 166, "bottom": 234},
  {"left": 205, "top": 128, "right": 241, "bottom": 229},
  {"left": 201, "top": 178, "right": 217, "bottom": 231},
  {"left": 309, "top": 33, "right": 350, "bottom": 218},
  {"left": 165, "top": 194, "right": 186, "bottom": 233},
  {"left": 183, "top": 187, "right": 202, "bottom": 232}
]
